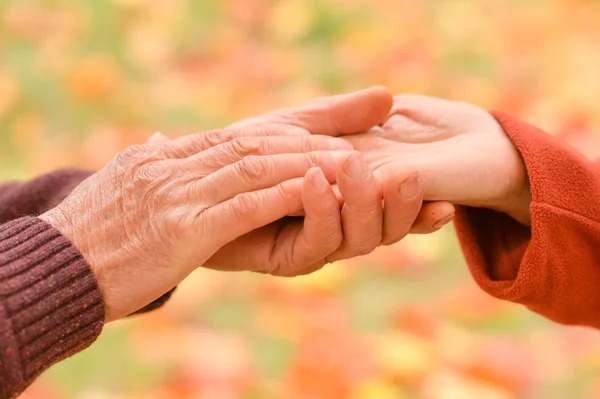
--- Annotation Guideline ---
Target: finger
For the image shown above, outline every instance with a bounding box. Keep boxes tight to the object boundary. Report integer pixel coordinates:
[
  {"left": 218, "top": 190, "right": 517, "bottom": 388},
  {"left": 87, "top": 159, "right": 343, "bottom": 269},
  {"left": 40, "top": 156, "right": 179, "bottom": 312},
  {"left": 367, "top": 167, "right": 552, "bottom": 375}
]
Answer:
[
  {"left": 178, "top": 135, "right": 352, "bottom": 174},
  {"left": 228, "top": 86, "right": 393, "bottom": 136},
  {"left": 146, "top": 132, "right": 170, "bottom": 145},
  {"left": 158, "top": 124, "right": 310, "bottom": 159},
  {"left": 200, "top": 178, "right": 306, "bottom": 251},
  {"left": 194, "top": 151, "right": 352, "bottom": 204},
  {"left": 326, "top": 152, "right": 383, "bottom": 262},
  {"left": 409, "top": 201, "right": 456, "bottom": 234},
  {"left": 272, "top": 168, "right": 343, "bottom": 277},
  {"left": 378, "top": 169, "right": 424, "bottom": 245},
  {"left": 287, "top": 183, "right": 344, "bottom": 217}
]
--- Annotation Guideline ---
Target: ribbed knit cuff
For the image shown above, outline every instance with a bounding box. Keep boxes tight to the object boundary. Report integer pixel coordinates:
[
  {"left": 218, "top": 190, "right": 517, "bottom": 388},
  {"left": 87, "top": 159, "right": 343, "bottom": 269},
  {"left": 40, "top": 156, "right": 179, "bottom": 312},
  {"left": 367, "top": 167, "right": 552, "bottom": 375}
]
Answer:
[{"left": 0, "top": 217, "right": 104, "bottom": 399}]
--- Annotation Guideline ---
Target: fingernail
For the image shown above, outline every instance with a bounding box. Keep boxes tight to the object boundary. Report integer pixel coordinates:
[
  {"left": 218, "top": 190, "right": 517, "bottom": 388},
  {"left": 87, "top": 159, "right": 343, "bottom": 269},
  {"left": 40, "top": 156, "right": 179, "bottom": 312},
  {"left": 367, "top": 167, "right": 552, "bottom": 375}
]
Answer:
[
  {"left": 328, "top": 138, "right": 353, "bottom": 150},
  {"left": 343, "top": 153, "right": 370, "bottom": 180},
  {"left": 309, "top": 168, "right": 329, "bottom": 191},
  {"left": 433, "top": 212, "right": 455, "bottom": 230},
  {"left": 399, "top": 174, "right": 421, "bottom": 199}
]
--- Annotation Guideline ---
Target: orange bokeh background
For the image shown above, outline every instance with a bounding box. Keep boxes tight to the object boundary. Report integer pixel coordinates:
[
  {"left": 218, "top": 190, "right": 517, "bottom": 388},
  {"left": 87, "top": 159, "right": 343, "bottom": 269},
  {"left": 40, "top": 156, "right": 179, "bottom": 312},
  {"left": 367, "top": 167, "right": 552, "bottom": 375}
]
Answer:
[{"left": 2, "top": 1, "right": 600, "bottom": 398}]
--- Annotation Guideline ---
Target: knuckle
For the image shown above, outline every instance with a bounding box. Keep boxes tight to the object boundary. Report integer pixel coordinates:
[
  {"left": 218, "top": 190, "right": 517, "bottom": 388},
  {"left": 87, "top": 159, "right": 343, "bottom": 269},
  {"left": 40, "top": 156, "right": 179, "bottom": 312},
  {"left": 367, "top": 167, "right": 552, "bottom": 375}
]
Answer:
[
  {"left": 115, "top": 144, "right": 147, "bottom": 166},
  {"left": 228, "top": 137, "right": 262, "bottom": 157},
  {"left": 255, "top": 137, "right": 270, "bottom": 154},
  {"left": 186, "top": 133, "right": 211, "bottom": 152},
  {"left": 274, "top": 181, "right": 293, "bottom": 201},
  {"left": 229, "top": 192, "right": 259, "bottom": 219},
  {"left": 132, "top": 162, "right": 171, "bottom": 186},
  {"left": 202, "top": 129, "right": 230, "bottom": 148},
  {"left": 236, "top": 156, "right": 270, "bottom": 182},
  {"left": 162, "top": 134, "right": 209, "bottom": 158},
  {"left": 304, "top": 152, "right": 321, "bottom": 168},
  {"left": 251, "top": 124, "right": 270, "bottom": 137},
  {"left": 297, "top": 135, "right": 313, "bottom": 152}
]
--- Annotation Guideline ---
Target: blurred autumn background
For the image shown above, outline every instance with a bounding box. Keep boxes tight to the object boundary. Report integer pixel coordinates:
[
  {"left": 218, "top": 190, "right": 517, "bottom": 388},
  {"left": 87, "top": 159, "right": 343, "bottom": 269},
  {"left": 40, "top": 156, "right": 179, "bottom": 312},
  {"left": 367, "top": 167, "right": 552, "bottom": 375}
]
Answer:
[{"left": 2, "top": 0, "right": 600, "bottom": 398}]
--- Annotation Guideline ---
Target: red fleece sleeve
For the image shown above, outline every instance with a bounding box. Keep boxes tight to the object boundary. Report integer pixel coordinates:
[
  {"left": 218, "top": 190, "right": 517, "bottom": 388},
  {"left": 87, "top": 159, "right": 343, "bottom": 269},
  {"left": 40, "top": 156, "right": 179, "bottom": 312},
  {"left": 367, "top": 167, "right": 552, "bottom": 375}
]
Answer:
[{"left": 454, "top": 112, "right": 600, "bottom": 329}]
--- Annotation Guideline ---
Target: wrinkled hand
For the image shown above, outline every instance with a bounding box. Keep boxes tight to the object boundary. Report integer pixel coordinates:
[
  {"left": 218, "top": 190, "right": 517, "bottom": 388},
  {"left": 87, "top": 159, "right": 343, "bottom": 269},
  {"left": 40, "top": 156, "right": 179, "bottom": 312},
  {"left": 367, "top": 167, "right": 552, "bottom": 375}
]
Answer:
[
  {"left": 40, "top": 125, "right": 353, "bottom": 322},
  {"left": 342, "top": 94, "right": 532, "bottom": 225}
]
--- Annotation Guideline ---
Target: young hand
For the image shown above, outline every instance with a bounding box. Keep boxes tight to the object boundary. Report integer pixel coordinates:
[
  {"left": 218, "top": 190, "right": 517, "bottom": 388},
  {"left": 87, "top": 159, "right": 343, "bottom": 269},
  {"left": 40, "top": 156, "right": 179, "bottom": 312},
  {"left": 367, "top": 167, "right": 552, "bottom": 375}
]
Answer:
[{"left": 338, "top": 94, "right": 532, "bottom": 225}]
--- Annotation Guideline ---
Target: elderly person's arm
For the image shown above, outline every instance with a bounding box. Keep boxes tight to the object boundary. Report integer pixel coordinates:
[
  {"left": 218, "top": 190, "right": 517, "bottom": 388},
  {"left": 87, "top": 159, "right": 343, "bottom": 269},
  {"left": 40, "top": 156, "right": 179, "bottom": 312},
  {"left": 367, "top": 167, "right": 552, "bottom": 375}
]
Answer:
[
  {"left": 0, "top": 169, "right": 92, "bottom": 223},
  {"left": 0, "top": 216, "right": 103, "bottom": 399},
  {"left": 0, "top": 169, "right": 180, "bottom": 398},
  {"left": 0, "top": 169, "right": 98, "bottom": 398},
  {"left": 0, "top": 168, "right": 177, "bottom": 313},
  {"left": 0, "top": 87, "right": 426, "bottom": 399},
  {"left": 0, "top": 132, "right": 347, "bottom": 399}
]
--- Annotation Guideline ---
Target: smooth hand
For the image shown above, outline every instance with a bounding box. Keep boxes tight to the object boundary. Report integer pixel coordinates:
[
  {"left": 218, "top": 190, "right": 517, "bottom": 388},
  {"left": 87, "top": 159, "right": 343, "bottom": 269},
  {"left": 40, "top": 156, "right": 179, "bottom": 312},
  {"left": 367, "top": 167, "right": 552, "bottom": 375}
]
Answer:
[{"left": 341, "top": 94, "right": 532, "bottom": 225}]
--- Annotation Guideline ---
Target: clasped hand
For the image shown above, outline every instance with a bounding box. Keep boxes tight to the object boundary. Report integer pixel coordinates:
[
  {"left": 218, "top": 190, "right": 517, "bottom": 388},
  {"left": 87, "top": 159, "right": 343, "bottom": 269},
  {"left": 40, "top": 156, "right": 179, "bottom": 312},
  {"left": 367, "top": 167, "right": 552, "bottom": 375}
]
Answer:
[{"left": 41, "top": 87, "right": 530, "bottom": 322}]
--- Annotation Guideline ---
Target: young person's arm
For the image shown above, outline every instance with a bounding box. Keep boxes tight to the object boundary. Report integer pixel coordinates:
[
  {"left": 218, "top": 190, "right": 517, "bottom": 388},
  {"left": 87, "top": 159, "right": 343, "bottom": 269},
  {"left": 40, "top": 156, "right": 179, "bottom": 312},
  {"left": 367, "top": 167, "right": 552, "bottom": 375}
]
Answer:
[{"left": 455, "top": 112, "right": 600, "bottom": 329}]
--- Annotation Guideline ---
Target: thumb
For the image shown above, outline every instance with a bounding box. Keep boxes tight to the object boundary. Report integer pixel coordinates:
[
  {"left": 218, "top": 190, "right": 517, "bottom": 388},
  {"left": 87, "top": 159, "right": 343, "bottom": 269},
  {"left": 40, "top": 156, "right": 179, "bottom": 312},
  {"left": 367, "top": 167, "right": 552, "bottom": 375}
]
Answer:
[{"left": 228, "top": 86, "right": 394, "bottom": 137}]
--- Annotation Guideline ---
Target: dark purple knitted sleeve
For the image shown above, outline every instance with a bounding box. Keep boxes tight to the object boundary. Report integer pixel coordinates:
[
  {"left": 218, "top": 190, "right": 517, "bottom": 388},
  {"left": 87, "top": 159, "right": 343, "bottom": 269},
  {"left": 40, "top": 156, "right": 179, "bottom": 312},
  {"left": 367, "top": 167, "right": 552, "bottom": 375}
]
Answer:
[
  {"left": 0, "top": 169, "right": 93, "bottom": 224},
  {"left": 0, "top": 217, "right": 105, "bottom": 399},
  {"left": 0, "top": 169, "right": 173, "bottom": 398}
]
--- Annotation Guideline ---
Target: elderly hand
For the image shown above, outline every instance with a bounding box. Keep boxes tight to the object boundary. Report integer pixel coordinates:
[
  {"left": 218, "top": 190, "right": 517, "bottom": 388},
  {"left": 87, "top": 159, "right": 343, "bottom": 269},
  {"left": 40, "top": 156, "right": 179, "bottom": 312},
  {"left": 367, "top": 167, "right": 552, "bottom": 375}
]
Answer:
[
  {"left": 39, "top": 124, "right": 356, "bottom": 322},
  {"left": 328, "top": 94, "right": 532, "bottom": 226},
  {"left": 39, "top": 87, "right": 425, "bottom": 322}
]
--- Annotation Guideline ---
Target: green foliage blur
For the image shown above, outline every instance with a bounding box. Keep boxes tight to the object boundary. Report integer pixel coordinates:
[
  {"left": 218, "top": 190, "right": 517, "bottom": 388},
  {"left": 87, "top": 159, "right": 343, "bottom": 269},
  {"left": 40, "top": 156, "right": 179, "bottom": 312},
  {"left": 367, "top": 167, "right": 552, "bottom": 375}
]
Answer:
[{"left": 2, "top": 1, "right": 600, "bottom": 398}]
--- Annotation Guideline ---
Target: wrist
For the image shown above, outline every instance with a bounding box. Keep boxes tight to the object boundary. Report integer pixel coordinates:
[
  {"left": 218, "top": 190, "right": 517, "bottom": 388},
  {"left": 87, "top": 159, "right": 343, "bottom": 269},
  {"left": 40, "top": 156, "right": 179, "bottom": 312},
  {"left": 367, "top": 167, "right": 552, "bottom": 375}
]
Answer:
[
  {"left": 39, "top": 206, "right": 114, "bottom": 321},
  {"left": 485, "top": 120, "right": 532, "bottom": 226},
  {"left": 497, "top": 178, "right": 532, "bottom": 226},
  {"left": 40, "top": 201, "right": 174, "bottom": 323}
]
